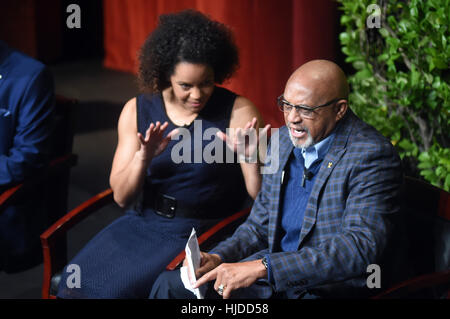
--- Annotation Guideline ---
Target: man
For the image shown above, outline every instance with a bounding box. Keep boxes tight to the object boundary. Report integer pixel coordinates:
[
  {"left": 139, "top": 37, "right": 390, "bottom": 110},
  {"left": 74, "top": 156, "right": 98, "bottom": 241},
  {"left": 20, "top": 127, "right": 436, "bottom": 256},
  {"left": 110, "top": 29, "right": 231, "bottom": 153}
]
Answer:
[
  {"left": 0, "top": 40, "right": 55, "bottom": 272},
  {"left": 150, "top": 60, "right": 403, "bottom": 299}
]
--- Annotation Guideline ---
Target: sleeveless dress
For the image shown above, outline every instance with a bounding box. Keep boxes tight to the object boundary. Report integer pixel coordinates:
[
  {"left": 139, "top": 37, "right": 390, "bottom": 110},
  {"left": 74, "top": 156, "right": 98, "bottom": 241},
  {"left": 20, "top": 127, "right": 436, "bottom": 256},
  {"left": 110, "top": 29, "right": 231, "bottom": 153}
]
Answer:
[{"left": 57, "top": 86, "right": 249, "bottom": 298}]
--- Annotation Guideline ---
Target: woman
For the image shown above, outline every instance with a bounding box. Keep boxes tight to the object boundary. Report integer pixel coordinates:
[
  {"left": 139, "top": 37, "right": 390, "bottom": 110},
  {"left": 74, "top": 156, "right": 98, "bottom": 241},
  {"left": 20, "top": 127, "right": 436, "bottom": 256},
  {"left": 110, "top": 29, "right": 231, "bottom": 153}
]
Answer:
[{"left": 57, "top": 9, "right": 268, "bottom": 298}]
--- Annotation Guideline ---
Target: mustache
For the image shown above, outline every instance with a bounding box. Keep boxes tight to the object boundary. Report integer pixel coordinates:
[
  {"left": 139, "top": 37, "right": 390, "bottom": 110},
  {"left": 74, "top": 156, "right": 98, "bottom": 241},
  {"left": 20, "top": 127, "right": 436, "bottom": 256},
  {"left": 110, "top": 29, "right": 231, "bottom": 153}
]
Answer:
[{"left": 288, "top": 123, "right": 309, "bottom": 133}]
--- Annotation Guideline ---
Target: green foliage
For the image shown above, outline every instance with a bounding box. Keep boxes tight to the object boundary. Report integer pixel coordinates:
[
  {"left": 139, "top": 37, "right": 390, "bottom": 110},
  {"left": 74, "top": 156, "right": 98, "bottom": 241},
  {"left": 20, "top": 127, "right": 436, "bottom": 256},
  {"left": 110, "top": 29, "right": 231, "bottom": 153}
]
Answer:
[
  {"left": 338, "top": 0, "right": 450, "bottom": 191},
  {"left": 418, "top": 146, "right": 450, "bottom": 191}
]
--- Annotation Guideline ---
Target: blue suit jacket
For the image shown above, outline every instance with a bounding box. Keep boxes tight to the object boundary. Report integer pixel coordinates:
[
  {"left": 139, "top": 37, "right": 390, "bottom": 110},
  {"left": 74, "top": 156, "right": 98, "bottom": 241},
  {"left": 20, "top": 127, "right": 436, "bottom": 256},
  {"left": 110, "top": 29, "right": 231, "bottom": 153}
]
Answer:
[
  {"left": 212, "top": 110, "right": 403, "bottom": 298},
  {"left": 0, "top": 41, "right": 54, "bottom": 272},
  {"left": 0, "top": 41, "right": 54, "bottom": 186}
]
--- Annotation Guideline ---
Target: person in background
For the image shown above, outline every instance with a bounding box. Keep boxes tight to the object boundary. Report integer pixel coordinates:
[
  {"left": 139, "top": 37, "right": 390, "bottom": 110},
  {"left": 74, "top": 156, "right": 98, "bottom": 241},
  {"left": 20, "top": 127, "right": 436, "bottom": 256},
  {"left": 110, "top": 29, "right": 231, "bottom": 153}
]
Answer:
[
  {"left": 57, "top": 9, "right": 269, "bottom": 298},
  {"left": 0, "top": 40, "right": 55, "bottom": 272}
]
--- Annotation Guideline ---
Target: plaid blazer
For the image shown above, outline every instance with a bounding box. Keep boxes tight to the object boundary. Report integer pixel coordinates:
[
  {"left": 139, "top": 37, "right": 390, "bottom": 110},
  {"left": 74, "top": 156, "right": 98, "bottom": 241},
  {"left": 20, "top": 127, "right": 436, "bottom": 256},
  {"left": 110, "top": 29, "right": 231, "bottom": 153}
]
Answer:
[{"left": 212, "top": 110, "right": 403, "bottom": 298}]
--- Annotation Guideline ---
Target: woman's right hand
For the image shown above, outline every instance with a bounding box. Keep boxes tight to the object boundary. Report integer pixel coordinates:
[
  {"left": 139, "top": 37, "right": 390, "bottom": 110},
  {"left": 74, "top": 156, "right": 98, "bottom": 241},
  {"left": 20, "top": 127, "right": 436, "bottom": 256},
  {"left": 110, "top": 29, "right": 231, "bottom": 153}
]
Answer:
[{"left": 136, "top": 121, "right": 178, "bottom": 162}]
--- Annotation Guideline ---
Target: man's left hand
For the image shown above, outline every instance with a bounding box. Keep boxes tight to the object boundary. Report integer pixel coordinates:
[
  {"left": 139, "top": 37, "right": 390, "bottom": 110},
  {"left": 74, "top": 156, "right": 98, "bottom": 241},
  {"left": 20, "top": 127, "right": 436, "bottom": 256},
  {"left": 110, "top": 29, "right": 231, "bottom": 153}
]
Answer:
[{"left": 194, "top": 259, "right": 267, "bottom": 299}]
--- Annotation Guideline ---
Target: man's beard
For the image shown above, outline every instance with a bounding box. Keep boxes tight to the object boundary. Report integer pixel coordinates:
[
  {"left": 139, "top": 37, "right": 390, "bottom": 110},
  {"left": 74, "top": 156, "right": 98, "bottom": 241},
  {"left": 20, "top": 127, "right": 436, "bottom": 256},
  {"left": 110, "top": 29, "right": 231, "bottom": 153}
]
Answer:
[{"left": 288, "top": 124, "right": 315, "bottom": 149}]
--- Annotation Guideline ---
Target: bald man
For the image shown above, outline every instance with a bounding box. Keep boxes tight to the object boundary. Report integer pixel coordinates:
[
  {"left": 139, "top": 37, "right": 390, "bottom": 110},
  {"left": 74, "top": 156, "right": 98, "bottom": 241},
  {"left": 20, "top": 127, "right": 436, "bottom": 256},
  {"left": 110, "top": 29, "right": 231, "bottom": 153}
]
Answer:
[{"left": 150, "top": 60, "right": 403, "bottom": 299}]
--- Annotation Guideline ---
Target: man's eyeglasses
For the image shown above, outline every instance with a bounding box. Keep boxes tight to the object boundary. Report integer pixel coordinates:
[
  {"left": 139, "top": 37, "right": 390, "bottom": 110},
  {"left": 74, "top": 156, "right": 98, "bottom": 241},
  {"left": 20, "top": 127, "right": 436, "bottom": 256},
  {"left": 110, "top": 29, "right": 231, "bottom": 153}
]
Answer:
[{"left": 277, "top": 95, "right": 344, "bottom": 119}]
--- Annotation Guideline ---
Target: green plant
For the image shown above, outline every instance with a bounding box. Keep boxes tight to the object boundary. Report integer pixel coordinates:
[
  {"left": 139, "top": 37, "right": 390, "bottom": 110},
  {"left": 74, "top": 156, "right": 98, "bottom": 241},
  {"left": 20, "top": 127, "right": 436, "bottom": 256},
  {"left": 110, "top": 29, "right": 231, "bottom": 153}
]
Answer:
[{"left": 338, "top": 0, "right": 450, "bottom": 191}]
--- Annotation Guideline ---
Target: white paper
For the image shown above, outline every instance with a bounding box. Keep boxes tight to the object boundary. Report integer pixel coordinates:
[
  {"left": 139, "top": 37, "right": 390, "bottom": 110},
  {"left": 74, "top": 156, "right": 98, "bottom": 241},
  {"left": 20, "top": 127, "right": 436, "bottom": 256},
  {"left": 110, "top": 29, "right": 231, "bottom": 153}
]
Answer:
[
  {"left": 180, "top": 228, "right": 206, "bottom": 299},
  {"left": 180, "top": 266, "right": 197, "bottom": 295}
]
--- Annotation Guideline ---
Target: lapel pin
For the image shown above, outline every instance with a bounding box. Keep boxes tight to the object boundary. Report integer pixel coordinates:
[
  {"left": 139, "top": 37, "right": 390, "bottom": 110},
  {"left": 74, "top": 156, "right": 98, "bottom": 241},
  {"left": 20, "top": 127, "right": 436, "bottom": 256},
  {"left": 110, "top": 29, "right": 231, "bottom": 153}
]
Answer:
[
  {"left": 327, "top": 162, "right": 333, "bottom": 168},
  {"left": 281, "top": 170, "right": 285, "bottom": 184}
]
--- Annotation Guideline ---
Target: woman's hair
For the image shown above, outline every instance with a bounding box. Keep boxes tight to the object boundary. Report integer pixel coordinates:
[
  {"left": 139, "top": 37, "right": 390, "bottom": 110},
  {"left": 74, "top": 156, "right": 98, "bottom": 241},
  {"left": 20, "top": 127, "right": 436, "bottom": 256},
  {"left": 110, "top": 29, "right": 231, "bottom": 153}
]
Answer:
[{"left": 138, "top": 9, "right": 239, "bottom": 92}]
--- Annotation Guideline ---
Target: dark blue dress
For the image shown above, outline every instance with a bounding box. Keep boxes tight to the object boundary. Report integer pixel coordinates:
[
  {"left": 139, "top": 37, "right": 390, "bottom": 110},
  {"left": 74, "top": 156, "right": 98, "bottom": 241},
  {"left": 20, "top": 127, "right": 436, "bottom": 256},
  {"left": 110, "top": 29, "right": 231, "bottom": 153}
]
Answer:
[{"left": 57, "top": 86, "right": 248, "bottom": 298}]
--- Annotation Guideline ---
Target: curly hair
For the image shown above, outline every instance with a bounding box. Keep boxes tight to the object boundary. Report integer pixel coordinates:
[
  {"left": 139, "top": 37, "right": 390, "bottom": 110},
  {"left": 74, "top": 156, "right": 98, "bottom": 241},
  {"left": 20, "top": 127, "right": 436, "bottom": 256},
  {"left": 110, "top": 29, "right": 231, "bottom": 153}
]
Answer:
[{"left": 138, "top": 9, "right": 239, "bottom": 92}]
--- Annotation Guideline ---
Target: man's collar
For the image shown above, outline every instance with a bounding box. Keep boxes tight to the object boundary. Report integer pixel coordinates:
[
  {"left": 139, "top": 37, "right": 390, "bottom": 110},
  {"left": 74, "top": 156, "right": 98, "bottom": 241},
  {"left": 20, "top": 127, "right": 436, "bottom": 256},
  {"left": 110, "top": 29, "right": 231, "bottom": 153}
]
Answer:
[{"left": 297, "top": 131, "right": 336, "bottom": 169}]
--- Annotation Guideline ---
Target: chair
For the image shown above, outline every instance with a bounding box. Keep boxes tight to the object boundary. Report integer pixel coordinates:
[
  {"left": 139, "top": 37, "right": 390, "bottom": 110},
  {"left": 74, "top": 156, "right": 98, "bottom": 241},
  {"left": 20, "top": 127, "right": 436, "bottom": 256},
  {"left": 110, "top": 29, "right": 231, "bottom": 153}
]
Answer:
[
  {"left": 0, "top": 95, "right": 77, "bottom": 272},
  {"left": 373, "top": 176, "right": 450, "bottom": 299},
  {"left": 42, "top": 173, "right": 450, "bottom": 299},
  {"left": 40, "top": 188, "right": 250, "bottom": 299}
]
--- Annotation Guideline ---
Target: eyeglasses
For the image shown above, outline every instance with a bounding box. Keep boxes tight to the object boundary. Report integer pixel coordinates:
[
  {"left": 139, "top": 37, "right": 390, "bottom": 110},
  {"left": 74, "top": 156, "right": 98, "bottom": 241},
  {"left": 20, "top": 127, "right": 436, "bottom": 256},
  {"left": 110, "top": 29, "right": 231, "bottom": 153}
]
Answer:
[{"left": 277, "top": 95, "right": 344, "bottom": 119}]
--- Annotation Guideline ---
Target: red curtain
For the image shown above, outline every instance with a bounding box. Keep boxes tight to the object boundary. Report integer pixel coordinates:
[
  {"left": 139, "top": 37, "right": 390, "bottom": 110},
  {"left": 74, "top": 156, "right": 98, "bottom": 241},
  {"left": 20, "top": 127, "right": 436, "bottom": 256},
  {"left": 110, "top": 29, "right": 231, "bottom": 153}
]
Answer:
[{"left": 103, "top": 0, "right": 339, "bottom": 128}]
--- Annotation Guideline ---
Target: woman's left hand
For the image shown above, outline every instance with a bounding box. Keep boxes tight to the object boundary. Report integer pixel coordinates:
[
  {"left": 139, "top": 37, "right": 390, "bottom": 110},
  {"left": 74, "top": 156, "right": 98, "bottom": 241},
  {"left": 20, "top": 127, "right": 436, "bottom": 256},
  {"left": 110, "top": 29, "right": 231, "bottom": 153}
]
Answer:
[{"left": 216, "top": 117, "right": 270, "bottom": 163}]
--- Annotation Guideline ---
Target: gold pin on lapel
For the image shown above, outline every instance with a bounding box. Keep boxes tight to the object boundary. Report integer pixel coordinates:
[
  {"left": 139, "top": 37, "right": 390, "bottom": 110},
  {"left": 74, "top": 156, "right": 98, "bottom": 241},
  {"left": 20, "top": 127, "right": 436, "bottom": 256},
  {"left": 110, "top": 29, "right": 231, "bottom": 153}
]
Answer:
[{"left": 327, "top": 162, "right": 333, "bottom": 168}]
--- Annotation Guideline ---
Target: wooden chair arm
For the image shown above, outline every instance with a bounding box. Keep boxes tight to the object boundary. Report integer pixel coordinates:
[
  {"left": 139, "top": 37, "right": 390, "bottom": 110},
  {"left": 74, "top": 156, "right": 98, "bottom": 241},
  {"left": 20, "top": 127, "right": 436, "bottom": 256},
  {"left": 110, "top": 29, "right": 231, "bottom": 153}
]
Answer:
[
  {"left": 0, "top": 183, "right": 23, "bottom": 208},
  {"left": 40, "top": 188, "right": 114, "bottom": 299},
  {"left": 0, "top": 153, "right": 77, "bottom": 214},
  {"left": 41, "top": 188, "right": 114, "bottom": 241},
  {"left": 166, "top": 207, "right": 251, "bottom": 270},
  {"left": 372, "top": 269, "right": 450, "bottom": 299}
]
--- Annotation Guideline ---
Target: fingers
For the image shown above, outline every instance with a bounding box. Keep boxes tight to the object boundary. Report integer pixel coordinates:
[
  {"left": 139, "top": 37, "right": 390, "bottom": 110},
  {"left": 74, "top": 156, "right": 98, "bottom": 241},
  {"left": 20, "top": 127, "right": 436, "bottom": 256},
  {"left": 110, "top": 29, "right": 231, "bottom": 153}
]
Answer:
[
  {"left": 148, "top": 121, "right": 169, "bottom": 134},
  {"left": 151, "top": 121, "right": 163, "bottom": 137},
  {"left": 242, "top": 117, "right": 257, "bottom": 130},
  {"left": 216, "top": 130, "right": 227, "bottom": 142},
  {"left": 143, "top": 123, "right": 154, "bottom": 143},
  {"left": 199, "top": 252, "right": 209, "bottom": 266},
  {"left": 137, "top": 132, "right": 146, "bottom": 144},
  {"left": 160, "top": 121, "right": 169, "bottom": 131},
  {"left": 235, "top": 128, "right": 244, "bottom": 142},
  {"left": 140, "top": 121, "right": 169, "bottom": 144},
  {"left": 194, "top": 268, "right": 217, "bottom": 288},
  {"left": 195, "top": 263, "right": 209, "bottom": 278},
  {"left": 217, "top": 130, "right": 240, "bottom": 153},
  {"left": 166, "top": 128, "right": 179, "bottom": 139},
  {"left": 210, "top": 269, "right": 231, "bottom": 299},
  {"left": 210, "top": 265, "right": 229, "bottom": 298},
  {"left": 260, "top": 124, "right": 271, "bottom": 135},
  {"left": 222, "top": 285, "right": 232, "bottom": 299},
  {"left": 194, "top": 255, "right": 208, "bottom": 278},
  {"left": 154, "top": 127, "right": 177, "bottom": 153},
  {"left": 258, "top": 124, "right": 271, "bottom": 143},
  {"left": 246, "top": 117, "right": 258, "bottom": 130},
  {"left": 195, "top": 264, "right": 232, "bottom": 299}
]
